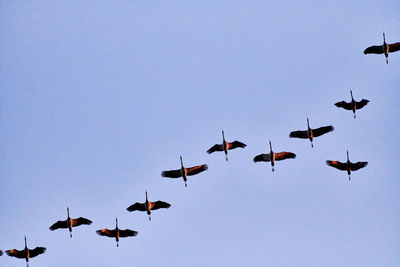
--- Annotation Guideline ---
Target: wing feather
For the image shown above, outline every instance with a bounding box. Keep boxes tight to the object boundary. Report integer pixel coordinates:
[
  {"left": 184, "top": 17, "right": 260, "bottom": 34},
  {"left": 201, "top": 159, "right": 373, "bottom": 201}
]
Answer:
[
  {"left": 96, "top": 228, "right": 116, "bottom": 237},
  {"left": 49, "top": 220, "right": 68, "bottom": 230},
  {"left": 150, "top": 201, "right": 171, "bottom": 210},
  {"left": 228, "top": 141, "right": 247, "bottom": 150},
  {"left": 356, "top": 99, "right": 369, "bottom": 109},
  {"left": 186, "top": 164, "right": 208, "bottom": 176},
  {"left": 335, "top": 101, "right": 352, "bottom": 110},
  {"left": 29, "top": 247, "right": 46, "bottom": 258},
  {"left": 274, "top": 152, "right": 296, "bottom": 161},
  {"left": 364, "top": 45, "right": 384, "bottom": 54},
  {"left": 119, "top": 229, "right": 138, "bottom": 237},
  {"left": 289, "top": 130, "right": 308, "bottom": 139},
  {"left": 389, "top": 42, "right": 400, "bottom": 53},
  {"left": 207, "top": 144, "right": 223, "bottom": 154},
  {"left": 350, "top": 161, "right": 368, "bottom": 171},
  {"left": 312, "top": 126, "right": 334, "bottom": 137},
  {"left": 71, "top": 217, "right": 92, "bottom": 227},
  {"left": 253, "top": 154, "right": 270, "bottom": 162},
  {"left": 161, "top": 169, "right": 182, "bottom": 178},
  {"left": 127, "top": 202, "right": 146, "bottom": 212},
  {"left": 326, "top": 160, "right": 347, "bottom": 171},
  {"left": 5, "top": 249, "right": 26, "bottom": 259}
]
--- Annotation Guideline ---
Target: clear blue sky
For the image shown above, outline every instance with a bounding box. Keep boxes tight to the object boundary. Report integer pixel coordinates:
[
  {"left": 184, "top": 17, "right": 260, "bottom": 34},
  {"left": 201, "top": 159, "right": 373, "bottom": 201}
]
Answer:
[{"left": 1, "top": 1, "right": 399, "bottom": 266}]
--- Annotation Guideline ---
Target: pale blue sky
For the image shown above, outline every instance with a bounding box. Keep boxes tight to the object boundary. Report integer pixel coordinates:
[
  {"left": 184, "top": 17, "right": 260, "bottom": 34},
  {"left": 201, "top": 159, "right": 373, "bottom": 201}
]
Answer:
[{"left": 1, "top": 1, "right": 399, "bottom": 266}]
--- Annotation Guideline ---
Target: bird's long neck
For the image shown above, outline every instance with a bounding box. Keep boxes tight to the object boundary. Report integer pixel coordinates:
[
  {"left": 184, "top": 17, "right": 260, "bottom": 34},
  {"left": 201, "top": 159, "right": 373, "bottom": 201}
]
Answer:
[
  {"left": 222, "top": 130, "right": 225, "bottom": 142},
  {"left": 307, "top": 118, "right": 310, "bottom": 130},
  {"left": 350, "top": 90, "right": 354, "bottom": 101},
  {"left": 67, "top": 207, "right": 70, "bottom": 218},
  {"left": 145, "top": 191, "right": 148, "bottom": 203},
  {"left": 269, "top": 141, "right": 273, "bottom": 154},
  {"left": 346, "top": 150, "right": 350, "bottom": 163},
  {"left": 180, "top": 156, "right": 183, "bottom": 168},
  {"left": 383, "top": 32, "right": 386, "bottom": 45},
  {"left": 116, "top": 218, "right": 118, "bottom": 230},
  {"left": 24, "top": 236, "right": 27, "bottom": 250}
]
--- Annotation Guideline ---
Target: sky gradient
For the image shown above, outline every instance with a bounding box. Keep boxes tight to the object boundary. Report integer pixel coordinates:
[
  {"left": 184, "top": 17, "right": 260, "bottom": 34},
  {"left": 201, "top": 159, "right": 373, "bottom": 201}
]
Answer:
[{"left": 1, "top": 1, "right": 400, "bottom": 266}]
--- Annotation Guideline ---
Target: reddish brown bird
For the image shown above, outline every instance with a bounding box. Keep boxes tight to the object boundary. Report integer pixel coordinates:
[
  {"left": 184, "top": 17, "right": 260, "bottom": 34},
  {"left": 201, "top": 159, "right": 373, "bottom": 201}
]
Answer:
[
  {"left": 161, "top": 156, "right": 208, "bottom": 187},
  {"left": 49, "top": 207, "right": 92, "bottom": 238},
  {"left": 335, "top": 90, "right": 369, "bottom": 118},
  {"left": 364, "top": 32, "right": 400, "bottom": 64},
  {"left": 326, "top": 151, "right": 368, "bottom": 180},
  {"left": 5, "top": 236, "right": 46, "bottom": 267},
  {"left": 253, "top": 141, "right": 296, "bottom": 172},
  {"left": 207, "top": 130, "right": 246, "bottom": 161},
  {"left": 96, "top": 218, "right": 138, "bottom": 247},
  {"left": 289, "top": 118, "right": 334, "bottom": 147},
  {"left": 127, "top": 191, "right": 171, "bottom": 220}
]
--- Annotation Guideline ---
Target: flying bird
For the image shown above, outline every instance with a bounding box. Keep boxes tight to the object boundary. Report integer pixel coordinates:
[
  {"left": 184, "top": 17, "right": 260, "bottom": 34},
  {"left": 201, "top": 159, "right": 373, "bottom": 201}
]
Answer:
[
  {"left": 364, "top": 32, "right": 400, "bottom": 64},
  {"left": 253, "top": 141, "right": 296, "bottom": 172},
  {"left": 289, "top": 118, "right": 334, "bottom": 147},
  {"left": 334, "top": 90, "right": 369, "bottom": 118},
  {"left": 5, "top": 236, "right": 46, "bottom": 267},
  {"left": 326, "top": 150, "right": 368, "bottom": 180},
  {"left": 161, "top": 156, "right": 208, "bottom": 187},
  {"left": 207, "top": 130, "right": 246, "bottom": 161},
  {"left": 127, "top": 191, "right": 171, "bottom": 220},
  {"left": 49, "top": 207, "right": 92, "bottom": 238},
  {"left": 96, "top": 218, "right": 138, "bottom": 247}
]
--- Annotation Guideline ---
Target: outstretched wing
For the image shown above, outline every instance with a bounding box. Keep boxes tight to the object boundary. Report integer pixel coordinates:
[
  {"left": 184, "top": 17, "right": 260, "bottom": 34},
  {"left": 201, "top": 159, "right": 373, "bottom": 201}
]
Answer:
[
  {"left": 313, "top": 126, "right": 334, "bottom": 137},
  {"left": 49, "top": 220, "right": 68, "bottom": 230},
  {"left": 227, "top": 141, "right": 246, "bottom": 150},
  {"left": 253, "top": 154, "right": 270, "bottom": 162},
  {"left": 274, "top": 152, "right": 296, "bottom": 161},
  {"left": 389, "top": 42, "right": 400, "bottom": 53},
  {"left": 161, "top": 169, "right": 182, "bottom": 178},
  {"left": 335, "top": 101, "right": 352, "bottom": 110},
  {"left": 0, "top": 250, "right": 3, "bottom": 256},
  {"left": 127, "top": 202, "right": 146, "bottom": 212},
  {"left": 96, "top": 228, "right": 116, "bottom": 238},
  {"left": 119, "top": 229, "right": 138, "bottom": 238},
  {"left": 29, "top": 247, "right": 46, "bottom": 258},
  {"left": 364, "top": 45, "right": 384, "bottom": 54},
  {"left": 186, "top": 164, "right": 208, "bottom": 176},
  {"left": 6, "top": 249, "right": 26, "bottom": 259},
  {"left": 71, "top": 217, "right": 92, "bottom": 227},
  {"left": 207, "top": 144, "right": 223, "bottom": 154},
  {"left": 350, "top": 161, "right": 368, "bottom": 171},
  {"left": 326, "top": 160, "right": 347, "bottom": 171},
  {"left": 289, "top": 130, "right": 308, "bottom": 139},
  {"left": 150, "top": 201, "right": 171, "bottom": 210},
  {"left": 356, "top": 99, "right": 369, "bottom": 109}
]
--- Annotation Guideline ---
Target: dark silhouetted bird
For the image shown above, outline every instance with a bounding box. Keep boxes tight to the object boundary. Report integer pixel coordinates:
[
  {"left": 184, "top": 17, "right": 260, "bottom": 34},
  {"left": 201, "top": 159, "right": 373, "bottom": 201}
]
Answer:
[
  {"left": 207, "top": 130, "right": 247, "bottom": 161},
  {"left": 289, "top": 118, "right": 334, "bottom": 147},
  {"left": 127, "top": 191, "right": 171, "bottom": 220},
  {"left": 5, "top": 236, "right": 46, "bottom": 267},
  {"left": 335, "top": 90, "right": 369, "bottom": 118},
  {"left": 161, "top": 156, "right": 208, "bottom": 187},
  {"left": 49, "top": 207, "right": 92, "bottom": 238},
  {"left": 96, "top": 218, "right": 138, "bottom": 247},
  {"left": 0, "top": 250, "right": 3, "bottom": 256},
  {"left": 253, "top": 141, "right": 296, "bottom": 172},
  {"left": 364, "top": 32, "right": 400, "bottom": 64},
  {"left": 326, "top": 150, "right": 368, "bottom": 180}
]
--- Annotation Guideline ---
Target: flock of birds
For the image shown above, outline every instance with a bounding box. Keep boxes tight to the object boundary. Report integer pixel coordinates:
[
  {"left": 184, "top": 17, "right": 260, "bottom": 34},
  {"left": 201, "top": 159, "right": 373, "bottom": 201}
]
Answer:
[{"left": 2, "top": 33, "right": 399, "bottom": 266}]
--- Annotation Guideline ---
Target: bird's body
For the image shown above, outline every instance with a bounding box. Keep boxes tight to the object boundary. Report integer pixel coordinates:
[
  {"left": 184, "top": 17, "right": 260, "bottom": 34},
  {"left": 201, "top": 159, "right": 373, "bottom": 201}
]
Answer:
[
  {"left": 96, "top": 218, "right": 137, "bottom": 247},
  {"left": 207, "top": 130, "right": 246, "bottom": 161},
  {"left": 127, "top": 191, "right": 171, "bottom": 220},
  {"left": 326, "top": 151, "right": 368, "bottom": 180},
  {"left": 161, "top": 156, "right": 208, "bottom": 187},
  {"left": 364, "top": 33, "right": 400, "bottom": 64},
  {"left": 289, "top": 118, "right": 334, "bottom": 147},
  {"left": 335, "top": 90, "right": 369, "bottom": 118},
  {"left": 253, "top": 141, "right": 296, "bottom": 172},
  {"left": 49, "top": 207, "right": 92, "bottom": 238},
  {"left": 5, "top": 237, "right": 46, "bottom": 266}
]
